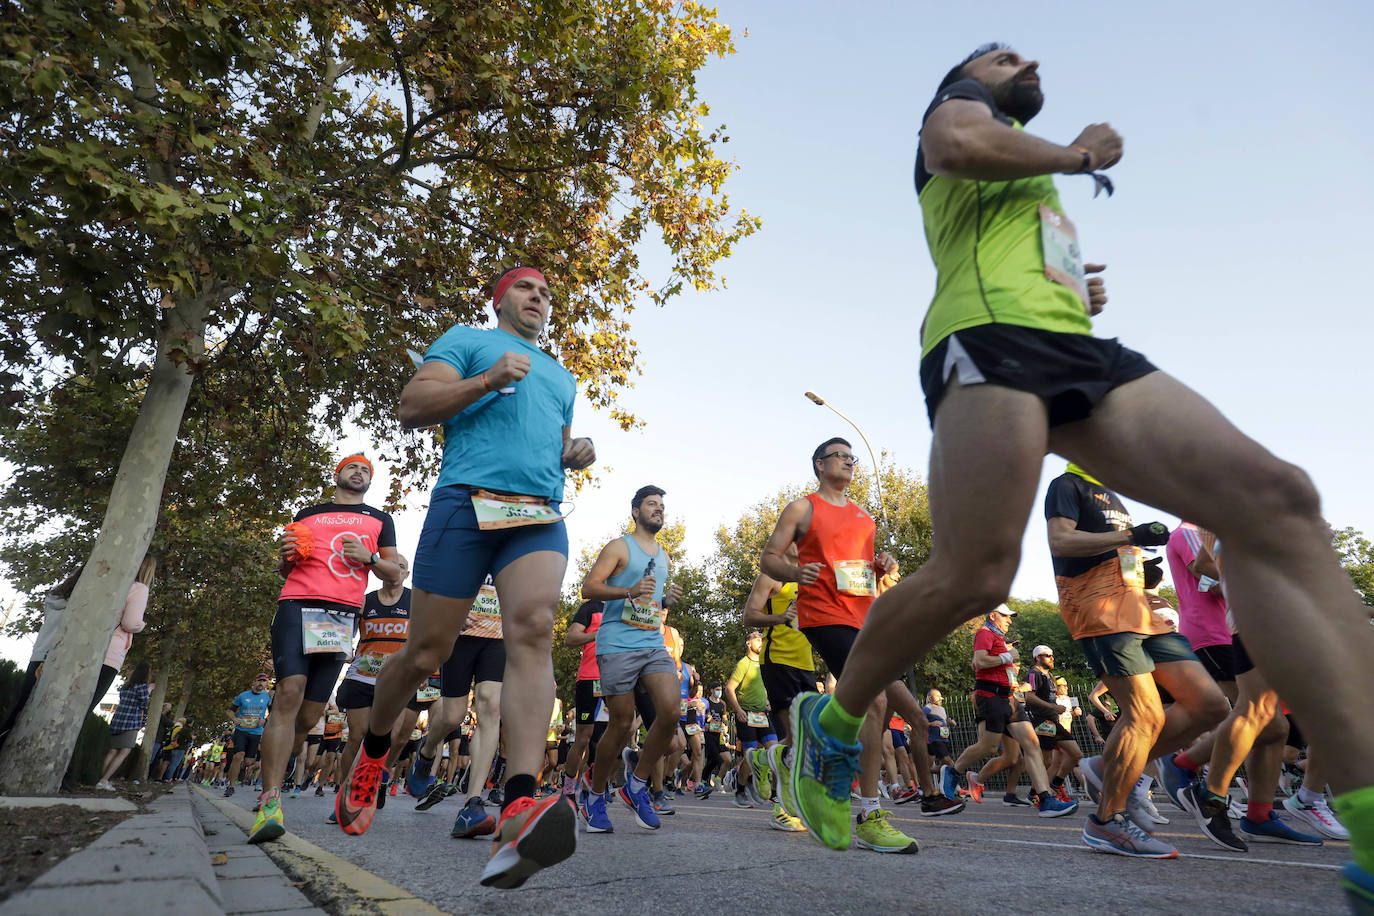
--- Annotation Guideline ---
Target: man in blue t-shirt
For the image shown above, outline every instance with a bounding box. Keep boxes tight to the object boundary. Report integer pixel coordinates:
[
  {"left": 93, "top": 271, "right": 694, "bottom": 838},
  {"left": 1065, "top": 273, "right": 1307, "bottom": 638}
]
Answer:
[
  {"left": 336, "top": 266, "right": 594, "bottom": 892},
  {"left": 224, "top": 674, "right": 273, "bottom": 796},
  {"left": 579, "top": 485, "right": 684, "bottom": 834}
]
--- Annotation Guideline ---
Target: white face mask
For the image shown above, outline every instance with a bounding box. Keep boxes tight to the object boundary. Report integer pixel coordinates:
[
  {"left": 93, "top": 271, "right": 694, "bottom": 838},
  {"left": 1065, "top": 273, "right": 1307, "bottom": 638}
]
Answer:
[{"left": 712, "top": 690, "right": 722, "bottom": 700}]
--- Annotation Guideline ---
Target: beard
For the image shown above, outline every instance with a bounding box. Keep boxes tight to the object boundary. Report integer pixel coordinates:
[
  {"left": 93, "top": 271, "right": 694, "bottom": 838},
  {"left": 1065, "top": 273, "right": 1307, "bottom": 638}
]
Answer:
[
  {"left": 637, "top": 515, "right": 664, "bottom": 535},
  {"left": 989, "top": 72, "right": 1044, "bottom": 123},
  {"left": 337, "top": 476, "right": 369, "bottom": 495}
]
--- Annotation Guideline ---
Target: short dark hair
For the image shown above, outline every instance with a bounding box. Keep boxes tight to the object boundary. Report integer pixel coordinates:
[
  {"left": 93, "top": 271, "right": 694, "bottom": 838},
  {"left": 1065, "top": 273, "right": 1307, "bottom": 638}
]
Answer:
[
  {"left": 811, "top": 437, "right": 851, "bottom": 478},
  {"left": 936, "top": 42, "right": 1013, "bottom": 94},
  {"left": 631, "top": 485, "right": 666, "bottom": 512}
]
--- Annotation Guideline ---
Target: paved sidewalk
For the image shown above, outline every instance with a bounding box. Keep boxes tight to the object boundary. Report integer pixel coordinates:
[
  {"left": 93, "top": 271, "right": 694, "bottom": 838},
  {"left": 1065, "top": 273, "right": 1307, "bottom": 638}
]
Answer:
[{"left": 0, "top": 784, "right": 316, "bottom": 916}]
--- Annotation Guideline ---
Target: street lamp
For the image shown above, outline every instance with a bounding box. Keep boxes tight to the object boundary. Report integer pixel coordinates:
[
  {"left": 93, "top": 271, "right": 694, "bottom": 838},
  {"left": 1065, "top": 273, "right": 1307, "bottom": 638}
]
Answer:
[{"left": 803, "top": 391, "right": 889, "bottom": 531}]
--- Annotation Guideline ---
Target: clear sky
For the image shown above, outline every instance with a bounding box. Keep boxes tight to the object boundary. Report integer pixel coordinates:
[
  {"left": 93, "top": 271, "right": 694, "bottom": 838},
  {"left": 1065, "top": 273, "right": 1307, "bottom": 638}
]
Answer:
[{"left": 4, "top": 1, "right": 1372, "bottom": 666}]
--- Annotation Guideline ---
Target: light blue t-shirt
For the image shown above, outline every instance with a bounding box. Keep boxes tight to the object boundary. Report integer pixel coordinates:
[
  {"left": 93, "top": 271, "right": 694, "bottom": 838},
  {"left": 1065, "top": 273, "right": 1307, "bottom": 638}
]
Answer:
[
  {"left": 231, "top": 690, "right": 272, "bottom": 736},
  {"left": 596, "top": 536, "right": 669, "bottom": 655},
  {"left": 425, "top": 325, "right": 577, "bottom": 501}
]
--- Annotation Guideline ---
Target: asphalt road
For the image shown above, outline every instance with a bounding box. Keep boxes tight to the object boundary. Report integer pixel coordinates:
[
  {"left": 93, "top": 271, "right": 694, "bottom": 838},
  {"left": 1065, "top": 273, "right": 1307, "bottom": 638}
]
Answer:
[{"left": 219, "top": 786, "right": 1351, "bottom": 915}]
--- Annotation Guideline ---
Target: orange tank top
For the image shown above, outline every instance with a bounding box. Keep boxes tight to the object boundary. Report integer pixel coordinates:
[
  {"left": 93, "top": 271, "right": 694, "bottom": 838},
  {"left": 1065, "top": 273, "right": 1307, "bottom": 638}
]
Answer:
[{"left": 795, "top": 493, "right": 876, "bottom": 630}]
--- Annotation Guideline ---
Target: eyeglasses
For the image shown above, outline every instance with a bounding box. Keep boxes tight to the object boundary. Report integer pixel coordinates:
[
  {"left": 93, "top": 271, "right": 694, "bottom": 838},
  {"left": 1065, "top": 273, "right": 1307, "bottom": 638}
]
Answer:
[{"left": 822, "top": 452, "right": 858, "bottom": 464}]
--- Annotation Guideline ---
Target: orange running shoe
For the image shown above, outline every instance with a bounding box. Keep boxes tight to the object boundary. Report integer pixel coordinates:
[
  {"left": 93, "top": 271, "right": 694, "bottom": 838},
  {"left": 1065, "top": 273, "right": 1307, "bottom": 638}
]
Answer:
[
  {"left": 336, "top": 747, "right": 389, "bottom": 835},
  {"left": 966, "top": 772, "right": 985, "bottom": 804},
  {"left": 479, "top": 794, "right": 577, "bottom": 889}
]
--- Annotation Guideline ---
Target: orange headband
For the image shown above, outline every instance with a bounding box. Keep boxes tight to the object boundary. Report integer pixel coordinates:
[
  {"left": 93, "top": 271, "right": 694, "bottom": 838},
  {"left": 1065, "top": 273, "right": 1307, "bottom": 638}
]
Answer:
[
  {"left": 492, "top": 267, "right": 548, "bottom": 313},
  {"left": 335, "top": 454, "right": 373, "bottom": 477}
]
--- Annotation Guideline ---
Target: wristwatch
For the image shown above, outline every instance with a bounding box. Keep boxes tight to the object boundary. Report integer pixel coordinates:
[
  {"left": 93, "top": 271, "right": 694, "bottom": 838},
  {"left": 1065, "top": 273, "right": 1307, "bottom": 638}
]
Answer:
[{"left": 366, "top": 551, "right": 380, "bottom": 566}]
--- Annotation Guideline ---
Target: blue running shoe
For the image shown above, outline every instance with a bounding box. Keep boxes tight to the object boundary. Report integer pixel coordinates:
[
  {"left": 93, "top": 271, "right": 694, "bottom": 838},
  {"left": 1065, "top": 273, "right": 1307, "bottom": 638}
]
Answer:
[
  {"left": 1237, "top": 811, "right": 1323, "bottom": 845},
  {"left": 1158, "top": 754, "right": 1193, "bottom": 811},
  {"left": 618, "top": 777, "right": 661, "bottom": 829},
  {"left": 1343, "top": 862, "right": 1374, "bottom": 915},
  {"left": 789, "top": 692, "right": 861, "bottom": 851},
  {"left": 1035, "top": 790, "right": 1079, "bottom": 818},
  {"left": 406, "top": 752, "right": 436, "bottom": 798},
  {"left": 585, "top": 789, "right": 614, "bottom": 833},
  {"left": 621, "top": 746, "right": 639, "bottom": 782},
  {"left": 653, "top": 791, "right": 676, "bottom": 815},
  {"left": 450, "top": 796, "right": 496, "bottom": 838},
  {"left": 939, "top": 764, "right": 960, "bottom": 802}
]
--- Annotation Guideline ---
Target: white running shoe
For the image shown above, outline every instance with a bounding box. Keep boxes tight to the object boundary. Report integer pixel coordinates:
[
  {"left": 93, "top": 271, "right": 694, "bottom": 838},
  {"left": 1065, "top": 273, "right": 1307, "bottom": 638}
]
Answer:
[{"left": 1283, "top": 794, "right": 1350, "bottom": 840}]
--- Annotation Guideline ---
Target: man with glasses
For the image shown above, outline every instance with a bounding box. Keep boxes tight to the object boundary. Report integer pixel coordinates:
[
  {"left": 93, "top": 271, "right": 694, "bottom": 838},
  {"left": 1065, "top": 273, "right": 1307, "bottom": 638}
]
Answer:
[
  {"left": 578, "top": 485, "right": 684, "bottom": 834},
  {"left": 758, "top": 438, "right": 921, "bottom": 853}
]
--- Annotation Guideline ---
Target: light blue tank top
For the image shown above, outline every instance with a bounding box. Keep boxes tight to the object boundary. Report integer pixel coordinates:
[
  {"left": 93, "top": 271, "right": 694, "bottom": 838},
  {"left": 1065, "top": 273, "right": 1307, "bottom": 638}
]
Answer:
[{"left": 596, "top": 535, "right": 668, "bottom": 655}]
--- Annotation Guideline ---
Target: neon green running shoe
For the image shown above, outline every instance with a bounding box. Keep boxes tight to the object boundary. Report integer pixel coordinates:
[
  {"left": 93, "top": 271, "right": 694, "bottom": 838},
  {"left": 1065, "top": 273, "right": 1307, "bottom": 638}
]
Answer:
[
  {"left": 789, "top": 692, "right": 860, "bottom": 851},
  {"left": 247, "top": 792, "right": 285, "bottom": 844},
  {"left": 768, "top": 744, "right": 799, "bottom": 818},
  {"left": 855, "top": 809, "right": 918, "bottom": 854},
  {"left": 747, "top": 746, "right": 773, "bottom": 801}
]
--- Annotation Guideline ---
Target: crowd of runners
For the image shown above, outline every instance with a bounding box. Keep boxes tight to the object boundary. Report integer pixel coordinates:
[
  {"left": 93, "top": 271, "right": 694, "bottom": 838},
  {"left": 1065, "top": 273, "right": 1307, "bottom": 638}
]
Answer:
[{"left": 183, "top": 41, "right": 1371, "bottom": 910}]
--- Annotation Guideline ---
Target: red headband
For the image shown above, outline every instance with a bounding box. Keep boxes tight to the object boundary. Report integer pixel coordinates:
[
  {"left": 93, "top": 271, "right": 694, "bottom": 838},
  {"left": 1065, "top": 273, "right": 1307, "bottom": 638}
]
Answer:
[
  {"left": 335, "top": 454, "right": 373, "bottom": 477},
  {"left": 492, "top": 267, "right": 548, "bottom": 313}
]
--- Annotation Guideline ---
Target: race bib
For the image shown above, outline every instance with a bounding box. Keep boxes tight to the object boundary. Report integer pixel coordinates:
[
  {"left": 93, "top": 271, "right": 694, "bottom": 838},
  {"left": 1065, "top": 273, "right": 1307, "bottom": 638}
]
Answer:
[
  {"left": 471, "top": 490, "right": 563, "bottom": 530},
  {"left": 301, "top": 607, "right": 353, "bottom": 655},
  {"left": 355, "top": 651, "right": 387, "bottom": 678},
  {"left": 1035, "top": 720, "right": 1058, "bottom": 737},
  {"left": 679, "top": 699, "right": 689, "bottom": 717},
  {"left": 833, "top": 560, "right": 876, "bottom": 597},
  {"left": 1117, "top": 546, "right": 1144, "bottom": 589},
  {"left": 1039, "top": 204, "right": 1087, "bottom": 308},
  {"left": 685, "top": 724, "right": 702, "bottom": 736},
  {"left": 592, "top": 678, "right": 602, "bottom": 698},
  {"left": 237, "top": 715, "right": 261, "bottom": 730},
  {"left": 745, "top": 711, "right": 769, "bottom": 728},
  {"left": 623, "top": 595, "right": 663, "bottom": 630},
  {"left": 707, "top": 720, "right": 722, "bottom": 733},
  {"left": 472, "top": 585, "right": 501, "bottom": 618},
  {"left": 415, "top": 685, "right": 440, "bottom": 703},
  {"left": 938, "top": 725, "right": 950, "bottom": 739}
]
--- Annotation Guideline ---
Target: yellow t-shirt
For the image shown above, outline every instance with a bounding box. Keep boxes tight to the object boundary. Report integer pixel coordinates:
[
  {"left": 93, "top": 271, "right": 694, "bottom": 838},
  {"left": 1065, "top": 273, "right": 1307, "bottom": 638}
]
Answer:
[{"left": 762, "top": 583, "right": 814, "bottom": 671}]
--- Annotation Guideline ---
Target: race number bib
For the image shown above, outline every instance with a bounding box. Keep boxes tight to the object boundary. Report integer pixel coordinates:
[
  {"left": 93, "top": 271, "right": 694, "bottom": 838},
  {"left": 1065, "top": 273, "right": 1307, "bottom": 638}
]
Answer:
[
  {"left": 833, "top": 560, "right": 876, "bottom": 597},
  {"left": 472, "top": 585, "right": 501, "bottom": 619},
  {"left": 1035, "top": 720, "right": 1059, "bottom": 737},
  {"left": 355, "top": 651, "right": 387, "bottom": 678},
  {"left": 415, "top": 685, "right": 440, "bottom": 703},
  {"left": 471, "top": 490, "right": 563, "bottom": 530},
  {"left": 1117, "top": 546, "right": 1144, "bottom": 589},
  {"left": 623, "top": 595, "right": 663, "bottom": 630},
  {"left": 1039, "top": 204, "right": 1087, "bottom": 308},
  {"left": 301, "top": 607, "right": 353, "bottom": 655},
  {"left": 679, "top": 699, "right": 689, "bottom": 717},
  {"left": 237, "top": 715, "right": 261, "bottom": 730},
  {"left": 685, "top": 724, "right": 702, "bottom": 736},
  {"left": 938, "top": 724, "right": 951, "bottom": 739},
  {"left": 592, "top": 678, "right": 603, "bottom": 698},
  {"left": 745, "top": 711, "right": 769, "bottom": 729}
]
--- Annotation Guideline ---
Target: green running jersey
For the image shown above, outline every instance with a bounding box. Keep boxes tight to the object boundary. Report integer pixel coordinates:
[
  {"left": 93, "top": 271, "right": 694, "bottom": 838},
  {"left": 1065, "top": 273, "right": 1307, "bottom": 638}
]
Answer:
[{"left": 915, "top": 80, "right": 1094, "bottom": 357}]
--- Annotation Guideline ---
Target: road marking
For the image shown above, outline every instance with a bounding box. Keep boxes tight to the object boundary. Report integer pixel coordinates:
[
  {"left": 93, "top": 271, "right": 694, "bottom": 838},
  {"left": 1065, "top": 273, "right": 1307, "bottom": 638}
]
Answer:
[{"left": 974, "top": 835, "right": 1341, "bottom": 870}]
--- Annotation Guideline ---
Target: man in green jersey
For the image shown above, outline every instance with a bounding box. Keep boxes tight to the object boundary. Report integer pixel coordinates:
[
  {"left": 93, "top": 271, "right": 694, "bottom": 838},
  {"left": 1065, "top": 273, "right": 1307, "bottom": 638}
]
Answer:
[{"left": 791, "top": 41, "right": 1374, "bottom": 890}]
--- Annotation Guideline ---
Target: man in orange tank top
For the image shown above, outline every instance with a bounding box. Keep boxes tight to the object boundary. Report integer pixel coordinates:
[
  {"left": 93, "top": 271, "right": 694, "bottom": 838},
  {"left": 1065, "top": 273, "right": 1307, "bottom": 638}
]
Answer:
[{"left": 758, "top": 438, "right": 921, "bottom": 853}]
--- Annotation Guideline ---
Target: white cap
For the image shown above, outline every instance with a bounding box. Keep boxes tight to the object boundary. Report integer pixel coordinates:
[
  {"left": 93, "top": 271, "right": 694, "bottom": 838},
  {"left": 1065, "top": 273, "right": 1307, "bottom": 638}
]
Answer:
[
  {"left": 991, "top": 603, "right": 1016, "bottom": 617},
  {"left": 1032, "top": 645, "right": 1053, "bottom": 658}
]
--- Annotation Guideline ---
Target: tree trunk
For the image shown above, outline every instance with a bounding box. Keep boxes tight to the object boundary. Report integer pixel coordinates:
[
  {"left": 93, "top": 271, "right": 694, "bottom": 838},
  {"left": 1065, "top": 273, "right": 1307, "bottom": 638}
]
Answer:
[
  {"left": 0, "top": 293, "right": 209, "bottom": 794},
  {"left": 135, "top": 665, "right": 171, "bottom": 780},
  {"left": 171, "top": 669, "right": 194, "bottom": 723}
]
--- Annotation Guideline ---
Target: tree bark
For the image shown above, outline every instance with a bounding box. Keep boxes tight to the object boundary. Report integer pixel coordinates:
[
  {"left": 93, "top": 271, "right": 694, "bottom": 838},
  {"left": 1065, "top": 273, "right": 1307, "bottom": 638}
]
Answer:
[
  {"left": 171, "top": 669, "right": 194, "bottom": 723},
  {"left": 0, "top": 293, "right": 210, "bottom": 793},
  {"left": 135, "top": 665, "right": 171, "bottom": 779}
]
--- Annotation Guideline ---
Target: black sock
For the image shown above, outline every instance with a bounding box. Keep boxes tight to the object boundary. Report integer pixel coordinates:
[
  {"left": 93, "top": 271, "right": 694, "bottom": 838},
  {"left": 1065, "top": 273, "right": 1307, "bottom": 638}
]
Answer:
[
  {"left": 502, "top": 773, "right": 536, "bottom": 812},
  {"left": 1051, "top": 776, "right": 1064, "bottom": 788},
  {"left": 362, "top": 729, "right": 392, "bottom": 760}
]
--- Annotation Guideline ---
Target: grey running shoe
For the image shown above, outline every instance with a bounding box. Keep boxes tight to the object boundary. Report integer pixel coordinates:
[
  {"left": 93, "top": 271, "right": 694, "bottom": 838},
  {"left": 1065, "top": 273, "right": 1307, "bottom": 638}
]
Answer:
[{"left": 1082, "top": 812, "right": 1178, "bottom": 858}]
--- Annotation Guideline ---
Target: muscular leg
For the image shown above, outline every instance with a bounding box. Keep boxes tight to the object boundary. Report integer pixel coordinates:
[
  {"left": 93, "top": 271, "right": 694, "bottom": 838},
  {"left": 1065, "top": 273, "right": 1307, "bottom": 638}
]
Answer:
[
  {"left": 365, "top": 589, "right": 475, "bottom": 750},
  {"left": 1098, "top": 674, "right": 1166, "bottom": 820},
  {"left": 492, "top": 550, "right": 565, "bottom": 795},
  {"left": 590, "top": 692, "right": 638, "bottom": 794},
  {"left": 857, "top": 694, "right": 887, "bottom": 798},
  {"left": 633, "top": 673, "right": 687, "bottom": 786},
  {"left": 1143, "top": 661, "right": 1229, "bottom": 761},
  {"left": 883, "top": 682, "right": 937, "bottom": 794},
  {"left": 955, "top": 723, "right": 1005, "bottom": 775},
  {"left": 834, "top": 382, "right": 1049, "bottom": 718},
  {"left": 258, "top": 674, "right": 309, "bottom": 793},
  {"left": 1051, "top": 370, "right": 1374, "bottom": 793},
  {"left": 1204, "top": 666, "right": 1285, "bottom": 800},
  {"left": 463, "top": 681, "right": 502, "bottom": 802}
]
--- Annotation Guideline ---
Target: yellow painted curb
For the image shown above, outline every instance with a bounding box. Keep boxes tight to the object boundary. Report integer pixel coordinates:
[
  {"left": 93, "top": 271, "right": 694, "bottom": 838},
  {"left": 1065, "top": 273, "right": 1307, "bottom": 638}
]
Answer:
[{"left": 195, "top": 785, "right": 446, "bottom": 915}]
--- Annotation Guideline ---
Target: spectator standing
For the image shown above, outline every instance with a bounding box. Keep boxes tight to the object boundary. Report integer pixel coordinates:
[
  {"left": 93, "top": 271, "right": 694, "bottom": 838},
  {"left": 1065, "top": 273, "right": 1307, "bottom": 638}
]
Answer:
[
  {"left": 95, "top": 662, "right": 152, "bottom": 790},
  {"left": 87, "top": 556, "right": 156, "bottom": 717},
  {"left": 0, "top": 565, "right": 84, "bottom": 750}
]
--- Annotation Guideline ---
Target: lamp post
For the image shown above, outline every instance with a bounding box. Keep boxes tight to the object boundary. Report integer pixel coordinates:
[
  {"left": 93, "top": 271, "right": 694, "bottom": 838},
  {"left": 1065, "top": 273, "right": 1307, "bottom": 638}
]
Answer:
[{"left": 803, "top": 391, "right": 888, "bottom": 532}]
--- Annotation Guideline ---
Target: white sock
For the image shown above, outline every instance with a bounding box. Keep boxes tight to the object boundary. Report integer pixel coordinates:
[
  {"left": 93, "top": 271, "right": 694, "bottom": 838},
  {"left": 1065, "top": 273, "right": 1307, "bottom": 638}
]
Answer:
[
  {"left": 1297, "top": 786, "right": 1323, "bottom": 806},
  {"left": 859, "top": 795, "right": 881, "bottom": 816}
]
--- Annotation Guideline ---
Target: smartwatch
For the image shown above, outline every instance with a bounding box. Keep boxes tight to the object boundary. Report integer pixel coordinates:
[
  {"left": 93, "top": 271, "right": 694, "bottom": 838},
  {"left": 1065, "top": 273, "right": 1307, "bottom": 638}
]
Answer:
[{"left": 367, "top": 551, "right": 380, "bottom": 566}]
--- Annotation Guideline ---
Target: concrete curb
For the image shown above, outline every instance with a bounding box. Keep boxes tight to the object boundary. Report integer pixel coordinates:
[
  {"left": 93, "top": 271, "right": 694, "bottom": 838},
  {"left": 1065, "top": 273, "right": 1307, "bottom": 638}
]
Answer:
[
  {"left": 0, "top": 784, "right": 222, "bottom": 915},
  {"left": 195, "top": 787, "right": 444, "bottom": 915}
]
